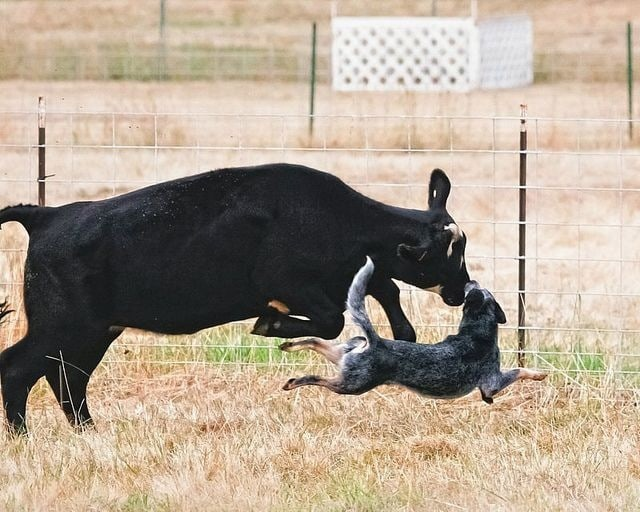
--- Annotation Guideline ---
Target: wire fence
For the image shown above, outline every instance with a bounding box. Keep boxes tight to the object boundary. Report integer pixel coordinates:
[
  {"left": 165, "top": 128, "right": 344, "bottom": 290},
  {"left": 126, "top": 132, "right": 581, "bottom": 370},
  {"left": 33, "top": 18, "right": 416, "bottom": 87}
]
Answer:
[
  {"left": 0, "top": 108, "right": 639, "bottom": 390},
  {"left": 0, "top": 46, "right": 331, "bottom": 83},
  {"left": 1, "top": 45, "right": 637, "bottom": 85}
]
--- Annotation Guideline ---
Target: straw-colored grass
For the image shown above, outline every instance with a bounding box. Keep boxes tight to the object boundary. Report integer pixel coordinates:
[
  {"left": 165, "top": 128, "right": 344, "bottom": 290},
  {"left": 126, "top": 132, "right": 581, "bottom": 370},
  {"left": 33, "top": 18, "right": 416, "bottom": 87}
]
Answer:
[
  {"left": 0, "top": 1, "right": 639, "bottom": 508},
  {"left": 0, "top": 0, "right": 637, "bottom": 82},
  {"left": 0, "top": 75, "right": 638, "bottom": 509},
  {"left": 0, "top": 362, "right": 638, "bottom": 511}
]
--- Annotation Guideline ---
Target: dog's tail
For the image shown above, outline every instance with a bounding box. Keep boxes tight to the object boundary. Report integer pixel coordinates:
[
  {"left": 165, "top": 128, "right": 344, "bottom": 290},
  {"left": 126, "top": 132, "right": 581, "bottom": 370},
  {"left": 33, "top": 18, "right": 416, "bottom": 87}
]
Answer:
[
  {"left": 346, "top": 256, "right": 380, "bottom": 349},
  {"left": 0, "top": 204, "right": 42, "bottom": 234}
]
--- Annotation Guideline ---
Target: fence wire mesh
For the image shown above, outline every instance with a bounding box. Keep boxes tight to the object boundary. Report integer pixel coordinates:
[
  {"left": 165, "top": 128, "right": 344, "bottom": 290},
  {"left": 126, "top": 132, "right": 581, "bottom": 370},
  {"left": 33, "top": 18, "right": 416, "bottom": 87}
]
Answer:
[{"left": 0, "top": 109, "right": 638, "bottom": 391}]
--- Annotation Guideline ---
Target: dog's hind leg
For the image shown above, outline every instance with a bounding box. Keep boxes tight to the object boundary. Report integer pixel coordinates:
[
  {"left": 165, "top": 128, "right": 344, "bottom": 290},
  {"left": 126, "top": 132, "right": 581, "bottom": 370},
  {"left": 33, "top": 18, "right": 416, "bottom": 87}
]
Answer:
[
  {"left": 282, "top": 375, "right": 368, "bottom": 395},
  {"left": 480, "top": 368, "right": 548, "bottom": 404},
  {"left": 279, "top": 338, "right": 345, "bottom": 365},
  {"left": 282, "top": 375, "right": 341, "bottom": 391},
  {"left": 44, "top": 327, "right": 124, "bottom": 430}
]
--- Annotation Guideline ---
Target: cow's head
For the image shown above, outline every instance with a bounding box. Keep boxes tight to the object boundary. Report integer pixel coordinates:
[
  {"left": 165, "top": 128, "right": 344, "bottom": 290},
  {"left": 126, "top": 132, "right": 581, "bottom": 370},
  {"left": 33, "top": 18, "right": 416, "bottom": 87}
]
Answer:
[{"left": 395, "top": 169, "right": 470, "bottom": 306}]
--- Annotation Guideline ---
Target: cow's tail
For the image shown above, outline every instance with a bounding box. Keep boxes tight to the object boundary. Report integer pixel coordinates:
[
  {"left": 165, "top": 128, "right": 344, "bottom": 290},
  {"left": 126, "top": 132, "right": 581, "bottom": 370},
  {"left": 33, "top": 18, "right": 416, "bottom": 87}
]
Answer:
[
  {"left": 346, "top": 256, "right": 380, "bottom": 351},
  {"left": 0, "top": 300, "right": 14, "bottom": 326},
  {"left": 0, "top": 205, "right": 31, "bottom": 327},
  {"left": 0, "top": 204, "right": 42, "bottom": 234}
]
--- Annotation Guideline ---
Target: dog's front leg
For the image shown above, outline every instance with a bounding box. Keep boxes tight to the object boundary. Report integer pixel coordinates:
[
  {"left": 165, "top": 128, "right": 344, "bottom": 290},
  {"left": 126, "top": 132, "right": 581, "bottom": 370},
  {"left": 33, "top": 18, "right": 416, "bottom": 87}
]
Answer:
[
  {"left": 280, "top": 338, "right": 344, "bottom": 365},
  {"left": 480, "top": 368, "right": 547, "bottom": 403},
  {"left": 480, "top": 389, "right": 494, "bottom": 404}
]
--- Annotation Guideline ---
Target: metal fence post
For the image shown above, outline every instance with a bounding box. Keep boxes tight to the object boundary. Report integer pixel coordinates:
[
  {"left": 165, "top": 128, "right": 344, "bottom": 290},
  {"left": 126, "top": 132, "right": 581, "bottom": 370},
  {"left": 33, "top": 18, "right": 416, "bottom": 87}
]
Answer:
[
  {"left": 38, "top": 96, "right": 46, "bottom": 207},
  {"left": 158, "top": 0, "right": 167, "bottom": 80},
  {"left": 518, "top": 104, "right": 528, "bottom": 367},
  {"left": 628, "top": 21, "right": 634, "bottom": 139},
  {"left": 308, "top": 21, "right": 318, "bottom": 137}
]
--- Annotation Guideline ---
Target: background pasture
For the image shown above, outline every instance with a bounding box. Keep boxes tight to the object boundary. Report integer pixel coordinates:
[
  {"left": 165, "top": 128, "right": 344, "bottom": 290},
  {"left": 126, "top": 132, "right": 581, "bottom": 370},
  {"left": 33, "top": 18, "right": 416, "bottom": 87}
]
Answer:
[{"left": 0, "top": 1, "right": 639, "bottom": 510}]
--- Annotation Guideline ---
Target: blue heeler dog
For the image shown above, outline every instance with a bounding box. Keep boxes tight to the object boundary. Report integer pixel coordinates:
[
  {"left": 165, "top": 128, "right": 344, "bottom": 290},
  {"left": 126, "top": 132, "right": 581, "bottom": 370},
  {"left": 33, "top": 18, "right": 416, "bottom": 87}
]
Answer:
[{"left": 280, "top": 257, "right": 546, "bottom": 402}]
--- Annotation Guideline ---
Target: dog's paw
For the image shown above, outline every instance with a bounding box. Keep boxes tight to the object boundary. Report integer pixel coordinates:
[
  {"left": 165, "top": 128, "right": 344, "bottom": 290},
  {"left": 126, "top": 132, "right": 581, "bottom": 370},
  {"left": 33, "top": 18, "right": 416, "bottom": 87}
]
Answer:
[
  {"left": 520, "top": 368, "right": 548, "bottom": 382},
  {"left": 282, "top": 378, "right": 297, "bottom": 391},
  {"left": 279, "top": 341, "right": 294, "bottom": 352}
]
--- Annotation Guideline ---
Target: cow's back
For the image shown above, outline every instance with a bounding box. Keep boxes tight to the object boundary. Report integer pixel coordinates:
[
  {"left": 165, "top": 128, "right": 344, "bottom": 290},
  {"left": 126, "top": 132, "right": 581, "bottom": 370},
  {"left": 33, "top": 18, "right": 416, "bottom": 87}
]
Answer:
[{"left": 32, "top": 163, "right": 364, "bottom": 333}]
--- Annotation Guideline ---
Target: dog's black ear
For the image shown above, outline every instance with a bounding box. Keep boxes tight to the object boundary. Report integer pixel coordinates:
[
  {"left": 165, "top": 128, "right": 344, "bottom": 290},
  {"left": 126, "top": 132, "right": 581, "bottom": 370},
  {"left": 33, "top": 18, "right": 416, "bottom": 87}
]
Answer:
[
  {"left": 397, "top": 243, "right": 428, "bottom": 262},
  {"left": 494, "top": 301, "right": 507, "bottom": 324},
  {"left": 427, "top": 169, "right": 451, "bottom": 210}
]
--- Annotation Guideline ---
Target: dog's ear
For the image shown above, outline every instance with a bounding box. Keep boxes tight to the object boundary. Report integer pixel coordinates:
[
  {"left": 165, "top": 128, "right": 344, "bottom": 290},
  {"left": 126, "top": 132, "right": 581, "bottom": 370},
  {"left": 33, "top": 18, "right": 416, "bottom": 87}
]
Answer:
[
  {"left": 397, "top": 243, "right": 428, "bottom": 262},
  {"left": 494, "top": 301, "right": 507, "bottom": 324}
]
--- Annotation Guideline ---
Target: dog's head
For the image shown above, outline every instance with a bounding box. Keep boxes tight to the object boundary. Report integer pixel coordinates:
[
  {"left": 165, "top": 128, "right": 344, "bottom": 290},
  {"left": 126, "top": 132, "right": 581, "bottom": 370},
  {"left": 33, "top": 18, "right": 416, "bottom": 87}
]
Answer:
[{"left": 462, "top": 281, "right": 506, "bottom": 325}]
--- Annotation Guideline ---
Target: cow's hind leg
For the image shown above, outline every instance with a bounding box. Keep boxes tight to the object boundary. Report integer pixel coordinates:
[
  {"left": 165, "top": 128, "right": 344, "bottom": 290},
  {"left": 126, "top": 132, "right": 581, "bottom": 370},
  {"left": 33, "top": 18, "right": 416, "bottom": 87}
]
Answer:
[
  {"left": 44, "top": 327, "right": 124, "bottom": 430},
  {"left": 252, "top": 291, "right": 345, "bottom": 339},
  {"left": 0, "top": 334, "right": 49, "bottom": 435}
]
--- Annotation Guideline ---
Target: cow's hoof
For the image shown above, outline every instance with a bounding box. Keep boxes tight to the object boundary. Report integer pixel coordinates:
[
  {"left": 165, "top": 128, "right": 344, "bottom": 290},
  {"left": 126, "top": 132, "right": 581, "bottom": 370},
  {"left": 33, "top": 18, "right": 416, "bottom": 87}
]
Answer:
[
  {"left": 252, "top": 316, "right": 283, "bottom": 336},
  {"left": 251, "top": 317, "right": 271, "bottom": 336},
  {"left": 279, "top": 341, "right": 293, "bottom": 352}
]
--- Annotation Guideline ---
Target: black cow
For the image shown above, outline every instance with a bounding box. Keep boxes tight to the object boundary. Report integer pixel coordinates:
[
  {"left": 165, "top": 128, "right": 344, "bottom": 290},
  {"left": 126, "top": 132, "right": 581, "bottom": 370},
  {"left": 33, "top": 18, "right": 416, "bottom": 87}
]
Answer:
[{"left": 0, "top": 163, "right": 469, "bottom": 433}]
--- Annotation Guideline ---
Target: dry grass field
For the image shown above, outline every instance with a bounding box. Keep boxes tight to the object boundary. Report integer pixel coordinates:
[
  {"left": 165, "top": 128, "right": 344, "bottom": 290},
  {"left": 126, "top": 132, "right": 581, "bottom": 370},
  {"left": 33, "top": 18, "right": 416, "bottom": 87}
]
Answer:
[
  {"left": 1, "top": 364, "right": 638, "bottom": 512},
  {"left": 0, "top": 0, "right": 638, "bottom": 82},
  {"left": 0, "top": 0, "right": 639, "bottom": 510}
]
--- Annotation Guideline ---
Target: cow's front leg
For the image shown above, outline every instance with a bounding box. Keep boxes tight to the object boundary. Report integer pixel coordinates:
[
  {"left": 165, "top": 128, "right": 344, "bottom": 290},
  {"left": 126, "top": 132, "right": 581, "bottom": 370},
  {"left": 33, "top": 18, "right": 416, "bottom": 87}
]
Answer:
[
  {"left": 367, "top": 277, "right": 416, "bottom": 342},
  {"left": 251, "top": 293, "right": 344, "bottom": 339}
]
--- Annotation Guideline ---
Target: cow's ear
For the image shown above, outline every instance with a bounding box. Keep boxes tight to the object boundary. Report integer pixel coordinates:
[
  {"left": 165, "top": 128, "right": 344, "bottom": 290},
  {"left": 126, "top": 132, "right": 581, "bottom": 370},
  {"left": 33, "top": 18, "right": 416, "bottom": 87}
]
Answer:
[
  {"left": 397, "top": 243, "right": 428, "bottom": 262},
  {"left": 428, "top": 169, "right": 451, "bottom": 210}
]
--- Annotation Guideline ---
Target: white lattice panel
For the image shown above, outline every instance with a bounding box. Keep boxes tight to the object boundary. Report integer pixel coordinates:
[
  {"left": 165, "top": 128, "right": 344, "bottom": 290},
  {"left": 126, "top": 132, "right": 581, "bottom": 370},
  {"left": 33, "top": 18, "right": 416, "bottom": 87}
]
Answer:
[
  {"left": 332, "top": 16, "right": 533, "bottom": 92},
  {"left": 332, "top": 17, "right": 479, "bottom": 92},
  {"left": 479, "top": 16, "right": 533, "bottom": 88}
]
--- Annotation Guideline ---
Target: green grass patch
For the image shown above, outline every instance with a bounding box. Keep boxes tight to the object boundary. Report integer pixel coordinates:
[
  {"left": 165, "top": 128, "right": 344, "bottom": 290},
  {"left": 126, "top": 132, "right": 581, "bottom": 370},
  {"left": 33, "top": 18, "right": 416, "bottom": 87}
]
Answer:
[
  {"left": 525, "top": 344, "right": 640, "bottom": 388},
  {"left": 109, "top": 330, "right": 640, "bottom": 388},
  {"left": 536, "top": 347, "right": 607, "bottom": 373},
  {"left": 114, "top": 325, "right": 314, "bottom": 368},
  {"left": 0, "top": 43, "right": 308, "bottom": 82}
]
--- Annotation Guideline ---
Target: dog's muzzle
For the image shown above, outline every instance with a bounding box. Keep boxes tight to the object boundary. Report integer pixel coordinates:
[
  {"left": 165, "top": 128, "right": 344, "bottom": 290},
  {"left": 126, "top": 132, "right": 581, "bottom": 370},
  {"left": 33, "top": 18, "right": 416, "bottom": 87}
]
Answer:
[
  {"left": 464, "top": 280, "right": 480, "bottom": 297},
  {"left": 465, "top": 280, "right": 496, "bottom": 302}
]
